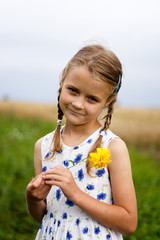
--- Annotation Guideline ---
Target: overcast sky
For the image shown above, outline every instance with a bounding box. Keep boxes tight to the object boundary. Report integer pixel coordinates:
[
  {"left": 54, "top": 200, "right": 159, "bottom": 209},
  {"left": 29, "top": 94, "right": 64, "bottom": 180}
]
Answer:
[{"left": 0, "top": 0, "right": 160, "bottom": 107}]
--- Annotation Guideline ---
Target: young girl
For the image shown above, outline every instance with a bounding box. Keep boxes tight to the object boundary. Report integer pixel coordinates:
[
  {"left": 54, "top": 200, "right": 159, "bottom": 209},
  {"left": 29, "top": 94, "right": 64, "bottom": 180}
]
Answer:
[{"left": 26, "top": 44, "right": 137, "bottom": 240}]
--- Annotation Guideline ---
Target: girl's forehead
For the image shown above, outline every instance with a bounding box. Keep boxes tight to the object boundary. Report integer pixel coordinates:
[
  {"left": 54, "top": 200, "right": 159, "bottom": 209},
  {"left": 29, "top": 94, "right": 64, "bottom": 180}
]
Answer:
[
  {"left": 64, "top": 66, "right": 99, "bottom": 84},
  {"left": 63, "top": 67, "right": 111, "bottom": 97},
  {"left": 65, "top": 67, "right": 95, "bottom": 83}
]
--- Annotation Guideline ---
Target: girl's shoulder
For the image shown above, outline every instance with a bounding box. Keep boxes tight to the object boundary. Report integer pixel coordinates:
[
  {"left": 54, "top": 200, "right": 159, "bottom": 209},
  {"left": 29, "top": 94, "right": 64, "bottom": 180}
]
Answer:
[
  {"left": 102, "top": 129, "right": 128, "bottom": 156},
  {"left": 41, "top": 129, "right": 55, "bottom": 149},
  {"left": 102, "top": 129, "right": 120, "bottom": 147},
  {"left": 34, "top": 130, "right": 55, "bottom": 160},
  {"left": 42, "top": 131, "right": 54, "bottom": 143},
  {"left": 34, "top": 131, "right": 55, "bottom": 150},
  {"left": 107, "top": 132, "right": 130, "bottom": 171},
  {"left": 103, "top": 129, "right": 128, "bottom": 150}
]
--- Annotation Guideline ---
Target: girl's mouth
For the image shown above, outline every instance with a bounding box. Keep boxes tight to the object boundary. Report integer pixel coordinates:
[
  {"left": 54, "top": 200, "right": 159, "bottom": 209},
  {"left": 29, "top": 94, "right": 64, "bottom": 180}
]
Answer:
[{"left": 68, "top": 108, "right": 85, "bottom": 116}]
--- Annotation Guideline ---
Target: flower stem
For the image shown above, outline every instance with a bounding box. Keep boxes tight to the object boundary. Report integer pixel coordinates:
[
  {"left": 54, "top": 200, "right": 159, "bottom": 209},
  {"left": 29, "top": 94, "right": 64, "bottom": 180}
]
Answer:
[{"left": 67, "top": 157, "right": 87, "bottom": 169}]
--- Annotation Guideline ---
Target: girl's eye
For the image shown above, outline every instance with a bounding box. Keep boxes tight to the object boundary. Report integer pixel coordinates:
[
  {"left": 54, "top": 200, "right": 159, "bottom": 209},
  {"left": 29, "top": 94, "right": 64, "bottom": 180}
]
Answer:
[
  {"left": 88, "top": 96, "right": 98, "bottom": 102},
  {"left": 68, "top": 87, "right": 78, "bottom": 93}
]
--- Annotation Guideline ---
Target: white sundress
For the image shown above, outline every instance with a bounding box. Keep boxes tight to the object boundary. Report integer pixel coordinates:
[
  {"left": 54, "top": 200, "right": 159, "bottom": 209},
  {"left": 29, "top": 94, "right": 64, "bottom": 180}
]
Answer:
[{"left": 35, "top": 127, "right": 123, "bottom": 240}]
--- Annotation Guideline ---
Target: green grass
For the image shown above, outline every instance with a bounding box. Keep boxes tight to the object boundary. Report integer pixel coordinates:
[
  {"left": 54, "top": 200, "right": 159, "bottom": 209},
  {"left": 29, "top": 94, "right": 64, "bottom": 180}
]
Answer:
[
  {"left": 0, "top": 115, "right": 55, "bottom": 239},
  {"left": 125, "top": 148, "right": 160, "bottom": 240},
  {"left": 0, "top": 114, "right": 159, "bottom": 239}
]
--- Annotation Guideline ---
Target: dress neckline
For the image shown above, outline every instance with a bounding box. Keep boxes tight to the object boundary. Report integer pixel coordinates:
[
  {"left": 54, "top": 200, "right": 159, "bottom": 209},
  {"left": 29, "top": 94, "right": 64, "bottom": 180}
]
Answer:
[{"left": 60, "top": 125, "right": 102, "bottom": 149}]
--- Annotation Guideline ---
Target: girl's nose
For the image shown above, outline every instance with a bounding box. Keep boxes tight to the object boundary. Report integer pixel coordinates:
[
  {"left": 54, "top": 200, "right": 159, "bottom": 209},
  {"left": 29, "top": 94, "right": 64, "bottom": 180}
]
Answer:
[{"left": 72, "top": 97, "right": 85, "bottom": 109}]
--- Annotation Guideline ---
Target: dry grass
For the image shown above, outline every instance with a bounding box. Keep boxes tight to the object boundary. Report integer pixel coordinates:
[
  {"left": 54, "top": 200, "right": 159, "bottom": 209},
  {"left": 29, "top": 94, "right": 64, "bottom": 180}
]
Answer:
[
  {"left": 1, "top": 100, "right": 160, "bottom": 149},
  {"left": 110, "top": 107, "right": 160, "bottom": 148},
  {"left": 0, "top": 100, "right": 58, "bottom": 121}
]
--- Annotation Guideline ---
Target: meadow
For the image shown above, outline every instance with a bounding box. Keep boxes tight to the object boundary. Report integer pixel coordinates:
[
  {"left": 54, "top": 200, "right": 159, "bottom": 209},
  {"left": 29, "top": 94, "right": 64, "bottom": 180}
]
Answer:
[{"left": 0, "top": 101, "right": 160, "bottom": 239}]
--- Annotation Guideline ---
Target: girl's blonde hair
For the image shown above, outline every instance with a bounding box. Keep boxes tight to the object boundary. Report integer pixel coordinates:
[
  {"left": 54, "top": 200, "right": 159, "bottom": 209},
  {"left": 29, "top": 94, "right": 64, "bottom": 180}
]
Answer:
[{"left": 50, "top": 44, "right": 122, "bottom": 174}]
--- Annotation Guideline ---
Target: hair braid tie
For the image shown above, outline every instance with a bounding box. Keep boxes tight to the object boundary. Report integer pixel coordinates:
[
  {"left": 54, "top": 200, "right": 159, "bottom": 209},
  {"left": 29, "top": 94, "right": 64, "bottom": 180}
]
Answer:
[
  {"left": 57, "top": 120, "right": 62, "bottom": 126},
  {"left": 100, "top": 131, "right": 105, "bottom": 137}
]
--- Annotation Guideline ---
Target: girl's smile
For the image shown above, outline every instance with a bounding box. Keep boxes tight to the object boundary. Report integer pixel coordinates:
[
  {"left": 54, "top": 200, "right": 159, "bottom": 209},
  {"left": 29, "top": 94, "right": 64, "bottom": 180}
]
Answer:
[
  {"left": 59, "top": 67, "right": 110, "bottom": 128},
  {"left": 67, "top": 107, "right": 86, "bottom": 116}
]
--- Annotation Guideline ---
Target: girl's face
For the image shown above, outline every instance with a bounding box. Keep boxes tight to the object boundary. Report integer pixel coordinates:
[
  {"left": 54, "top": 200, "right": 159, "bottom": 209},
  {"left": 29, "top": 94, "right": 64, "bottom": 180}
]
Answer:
[{"left": 59, "top": 67, "right": 111, "bottom": 128}]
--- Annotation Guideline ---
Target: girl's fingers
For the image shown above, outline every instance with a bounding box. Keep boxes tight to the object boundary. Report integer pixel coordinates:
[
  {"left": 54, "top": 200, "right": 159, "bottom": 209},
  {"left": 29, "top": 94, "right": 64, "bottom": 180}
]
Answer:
[
  {"left": 43, "top": 173, "right": 65, "bottom": 182},
  {"left": 29, "top": 175, "right": 49, "bottom": 192},
  {"left": 43, "top": 167, "right": 71, "bottom": 184},
  {"left": 45, "top": 179, "right": 63, "bottom": 188},
  {"left": 42, "top": 166, "right": 79, "bottom": 200},
  {"left": 44, "top": 165, "right": 68, "bottom": 175},
  {"left": 28, "top": 175, "right": 42, "bottom": 190},
  {"left": 29, "top": 174, "right": 41, "bottom": 184},
  {"left": 28, "top": 179, "right": 51, "bottom": 200},
  {"left": 41, "top": 184, "right": 51, "bottom": 195}
]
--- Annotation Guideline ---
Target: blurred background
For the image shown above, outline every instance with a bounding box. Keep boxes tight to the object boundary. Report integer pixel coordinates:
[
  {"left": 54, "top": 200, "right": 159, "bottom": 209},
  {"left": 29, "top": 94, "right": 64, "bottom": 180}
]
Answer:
[
  {"left": 0, "top": 0, "right": 160, "bottom": 239},
  {"left": 0, "top": 0, "right": 160, "bottom": 107}
]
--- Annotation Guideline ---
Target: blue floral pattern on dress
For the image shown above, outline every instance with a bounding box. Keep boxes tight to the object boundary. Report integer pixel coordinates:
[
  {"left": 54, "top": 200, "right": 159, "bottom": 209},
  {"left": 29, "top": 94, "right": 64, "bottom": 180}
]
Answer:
[
  {"left": 56, "top": 149, "right": 63, "bottom": 154},
  {"left": 44, "top": 151, "right": 52, "bottom": 159},
  {"left": 75, "top": 218, "right": 80, "bottom": 226},
  {"left": 49, "top": 227, "right": 52, "bottom": 234},
  {"left": 73, "top": 146, "right": 79, "bottom": 150},
  {"left": 109, "top": 137, "right": 113, "bottom": 142},
  {"left": 86, "top": 184, "right": 95, "bottom": 190},
  {"left": 78, "top": 168, "right": 84, "bottom": 181},
  {"left": 82, "top": 227, "right": 88, "bottom": 234},
  {"left": 96, "top": 168, "right": 105, "bottom": 177},
  {"left": 66, "top": 231, "right": 73, "bottom": 239},
  {"left": 56, "top": 188, "right": 61, "bottom": 201},
  {"left": 39, "top": 220, "right": 43, "bottom": 229},
  {"left": 65, "top": 199, "right": 74, "bottom": 207},
  {"left": 106, "top": 234, "right": 111, "bottom": 239},
  {"left": 62, "top": 212, "right": 67, "bottom": 219},
  {"left": 63, "top": 160, "right": 69, "bottom": 167},
  {"left": 94, "top": 226, "right": 101, "bottom": 235},
  {"left": 87, "top": 139, "right": 93, "bottom": 144},
  {"left": 74, "top": 153, "right": 83, "bottom": 164},
  {"left": 44, "top": 209, "right": 48, "bottom": 215},
  {"left": 97, "top": 192, "right": 106, "bottom": 200},
  {"left": 57, "top": 220, "right": 61, "bottom": 227},
  {"left": 42, "top": 166, "right": 47, "bottom": 172},
  {"left": 35, "top": 128, "right": 123, "bottom": 240}
]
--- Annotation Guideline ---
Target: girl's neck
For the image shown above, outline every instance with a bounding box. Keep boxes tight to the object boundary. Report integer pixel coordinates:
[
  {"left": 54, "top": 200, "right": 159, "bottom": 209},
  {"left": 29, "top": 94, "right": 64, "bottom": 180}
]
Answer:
[{"left": 61, "top": 120, "right": 101, "bottom": 147}]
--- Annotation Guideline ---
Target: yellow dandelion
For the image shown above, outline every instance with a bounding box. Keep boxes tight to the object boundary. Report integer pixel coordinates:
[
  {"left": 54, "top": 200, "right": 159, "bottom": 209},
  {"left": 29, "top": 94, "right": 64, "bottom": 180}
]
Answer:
[{"left": 89, "top": 147, "right": 111, "bottom": 169}]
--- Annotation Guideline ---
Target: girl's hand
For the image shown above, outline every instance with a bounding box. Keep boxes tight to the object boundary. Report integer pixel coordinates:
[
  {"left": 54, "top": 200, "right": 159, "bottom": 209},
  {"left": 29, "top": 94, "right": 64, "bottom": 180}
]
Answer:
[
  {"left": 26, "top": 174, "right": 51, "bottom": 202},
  {"left": 42, "top": 165, "right": 80, "bottom": 201}
]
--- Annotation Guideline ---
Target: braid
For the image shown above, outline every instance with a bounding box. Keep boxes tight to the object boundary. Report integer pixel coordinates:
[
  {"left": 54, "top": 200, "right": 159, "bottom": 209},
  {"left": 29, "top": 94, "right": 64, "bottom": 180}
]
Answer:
[
  {"left": 49, "top": 86, "right": 64, "bottom": 157},
  {"left": 104, "top": 99, "right": 116, "bottom": 130},
  {"left": 57, "top": 85, "right": 64, "bottom": 120},
  {"left": 86, "top": 98, "right": 116, "bottom": 176},
  {"left": 47, "top": 68, "right": 67, "bottom": 160}
]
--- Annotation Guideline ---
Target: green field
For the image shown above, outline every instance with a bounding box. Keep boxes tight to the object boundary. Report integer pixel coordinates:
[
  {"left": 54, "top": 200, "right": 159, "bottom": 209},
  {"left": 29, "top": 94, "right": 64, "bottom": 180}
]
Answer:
[{"left": 0, "top": 114, "right": 160, "bottom": 240}]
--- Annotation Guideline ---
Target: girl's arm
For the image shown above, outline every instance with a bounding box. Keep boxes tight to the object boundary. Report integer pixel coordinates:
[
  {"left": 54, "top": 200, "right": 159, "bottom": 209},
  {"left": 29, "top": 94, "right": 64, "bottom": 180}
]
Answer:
[
  {"left": 74, "top": 138, "right": 137, "bottom": 236},
  {"left": 43, "top": 138, "right": 137, "bottom": 236},
  {"left": 26, "top": 138, "right": 51, "bottom": 222}
]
